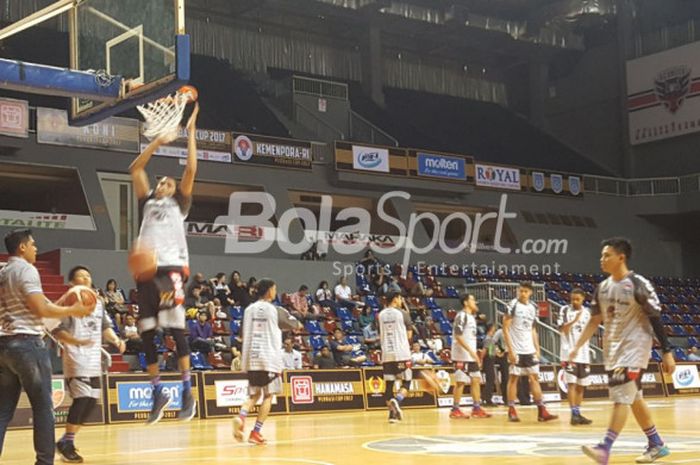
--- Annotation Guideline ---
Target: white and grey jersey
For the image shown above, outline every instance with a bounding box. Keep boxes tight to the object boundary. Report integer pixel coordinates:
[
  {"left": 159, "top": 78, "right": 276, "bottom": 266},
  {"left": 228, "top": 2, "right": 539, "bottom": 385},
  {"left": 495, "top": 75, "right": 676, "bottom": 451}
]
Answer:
[
  {"left": 56, "top": 299, "right": 112, "bottom": 378},
  {"left": 0, "top": 257, "right": 44, "bottom": 336},
  {"left": 378, "top": 307, "right": 412, "bottom": 362},
  {"left": 451, "top": 310, "right": 477, "bottom": 362},
  {"left": 592, "top": 272, "right": 659, "bottom": 371},
  {"left": 241, "top": 301, "right": 301, "bottom": 374},
  {"left": 138, "top": 190, "right": 191, "bottom": 268},
  {"left": 505, "top": 299, "right": 538, "bottom": 355},
  {"left": 557, "top": 305, "right": 591, "bottom": 364}
]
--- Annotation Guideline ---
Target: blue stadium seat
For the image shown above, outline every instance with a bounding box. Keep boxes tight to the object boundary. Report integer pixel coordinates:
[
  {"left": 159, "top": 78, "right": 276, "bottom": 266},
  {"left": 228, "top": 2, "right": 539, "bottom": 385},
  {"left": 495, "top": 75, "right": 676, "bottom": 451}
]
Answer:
[
  {"left": 688, "top": 336, "right": 699, "bottom": 347},
  {"left": 661, "top": 314, "right": 673, "bottom": 325},
  {"left": 190, "top": 352, "right": 212, "bottom": 370},
  {"left": 672, "top": 325, "right": 687, "bottom": 336},
  {"left": 229, "top": 319, "right": 241, "bottom": 335},
  {"left": 674, "top": 347, "right": 689, "bottom": 361},
  {"left": 650, "top": 349, "right": 662, "bottom": 362},
  {"left": 444, "top": 334, "right": 453, "bottom": 348},
  {"left": 336, "top": 307, "right": 353, "bottom": 321},
  {"left": 305, "top": 320, "right": 326, "bottom": 335},
  {"left": 310, "top": 335, "right": 326, "bottom": 350},
  {"left": 346, "top": 335, "right": 361, "bottom": 345},
  {"left": 424, "top": 297, "right": 439, "bottom": 309},
  {"left": 431, "top": 308, "right": 445, "bottom": 322},
  {"left": 364, "top": 294, "right": 379, "bottom": 308},
  {"left": 439, "top": 320, "right": 452, "bottom": 334},
  {"left": 446, "top": 286, "right": 459, "bottom": 298},
  {"left": 683, "top": 314, "right": 694, "bottom": 325},
  {"left": 340, "top": 319, "right": 354, "bottom": 333},
  {"left": 138, "top": 352, "right": 148, "bottom": 370},
  {"left": 229, "top": 306, "right": 243, "bottom": 320}
]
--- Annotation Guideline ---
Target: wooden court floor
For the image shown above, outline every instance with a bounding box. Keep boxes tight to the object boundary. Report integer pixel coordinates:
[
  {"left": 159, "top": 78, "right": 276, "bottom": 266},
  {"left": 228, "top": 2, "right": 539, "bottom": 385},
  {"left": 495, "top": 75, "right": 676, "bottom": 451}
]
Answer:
[{"left": 3, "top": 398, "right": 700, "bottom": 465}]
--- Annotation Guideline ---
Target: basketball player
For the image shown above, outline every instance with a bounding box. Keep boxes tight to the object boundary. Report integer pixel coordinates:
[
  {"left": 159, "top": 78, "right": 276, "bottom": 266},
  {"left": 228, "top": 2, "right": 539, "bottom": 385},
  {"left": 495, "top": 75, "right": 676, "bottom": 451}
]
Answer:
[
  {"left": 233, "top": 278, "right": 302, "bottom": 445},
  {"left": 503, "top": 282, "right": 558, "bottom": 422},
  {"left": 53, "top": 266, "right": 125, "bottom": 463},
  {"left": 450, "top": 294, "right": 491, "bottom": 419},
  {"left": 570, "top": 238, "right": 675, "bottom": 465},
  {"left": 378, "top": 291, "right": 414, "bottom": 423},
  {"left": 557, "top": 288, "right": 593, "bottom": 425},
  {"left": 129, "top": 102, "right": 200, "bottom": 424}
]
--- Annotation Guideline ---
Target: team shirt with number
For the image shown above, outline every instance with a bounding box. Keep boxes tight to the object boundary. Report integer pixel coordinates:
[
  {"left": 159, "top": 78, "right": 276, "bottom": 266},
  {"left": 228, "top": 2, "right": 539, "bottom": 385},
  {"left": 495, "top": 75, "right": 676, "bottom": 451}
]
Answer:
[
  {"left": 241, "top": 300, "right": 300, "bottom": 374},
  {"left": 138, "top": 190, "right": 191, "bottom": 267},
  {"left": 591, "top": 273, "right": 658, "bottom": 371},
  {"left": 557, "top": 305, "right": 591, "bottom": 364},
  {"left": 451, "top": 310, "right": 477, "bottom": 362},
  {"left": 378, "top": 306, "right": 411, "bottom": 362},
  {"left": 57, "top": 299, "right": 112, "bottom": 378},
  {"left": 506, "top": 299, "right": 538, "bottom": 355}
]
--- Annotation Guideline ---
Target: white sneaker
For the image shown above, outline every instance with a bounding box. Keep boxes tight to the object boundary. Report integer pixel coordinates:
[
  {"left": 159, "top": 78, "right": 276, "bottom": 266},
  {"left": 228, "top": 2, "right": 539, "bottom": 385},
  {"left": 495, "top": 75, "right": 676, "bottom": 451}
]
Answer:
[{"left": 635, "top": 444, "right": 670, "bottom": 463}]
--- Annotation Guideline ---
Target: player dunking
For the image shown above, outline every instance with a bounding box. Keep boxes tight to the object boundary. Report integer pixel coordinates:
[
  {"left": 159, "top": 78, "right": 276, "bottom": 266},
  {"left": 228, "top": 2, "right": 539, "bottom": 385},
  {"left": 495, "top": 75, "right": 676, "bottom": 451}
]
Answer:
[
  {"left": 450, "top": 294, "right": 491, "bottom": 419},
  {"left": 378, "top": 291, "right": 414, "bottom": 423},
  {"left": 570, "top": 238, "right": 675, "bottom": 465},
  {"left": 557, "top": 288, "right": 593, "bottom": 425},
  {"left": 233, "top": 278, "right": 302, "bottom": 445},
  {"left": 129, "top": 103, "right": 200, "bottom": 424},
  {"left": 503, "top": 282, "right": 558, "bottom": 422}
]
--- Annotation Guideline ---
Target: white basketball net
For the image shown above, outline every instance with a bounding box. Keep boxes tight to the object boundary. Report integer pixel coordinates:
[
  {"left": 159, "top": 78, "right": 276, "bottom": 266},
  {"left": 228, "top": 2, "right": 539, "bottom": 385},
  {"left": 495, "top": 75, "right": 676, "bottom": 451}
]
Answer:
[{"left": 137, "top": 89, "right": 191, "bottom": 140}]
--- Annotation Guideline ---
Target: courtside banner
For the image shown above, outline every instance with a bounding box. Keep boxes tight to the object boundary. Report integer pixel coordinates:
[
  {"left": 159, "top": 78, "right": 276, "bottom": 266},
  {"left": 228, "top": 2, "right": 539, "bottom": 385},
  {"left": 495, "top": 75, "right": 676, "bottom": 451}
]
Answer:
[
  {"left": 537, "top": 365, "right": 562, "bottom": 402},
  {"left": 433, "top": 367, "right": 485, "bottom": 408},
  {"left": 233, "top": 132, "right": 312, "bottom": 170},
  {"left": 0, "top": 97, "right": 28, "bottom": 138},
  {"left": 663, "top": 362, "right": 700, "bottom": 396},
  {"left": 141, "top": 127, "right": 232, "bottom": 163},
  {"left": 105, "top": 373, "right": 200, "bottom": 423},
  {"left": 200, "top": 371, "right": 287, "bottom": 418},
  {"left": 335, "top": 141, "right": 408, "bottom": 177},
  {"left": 285, "top": 369, "right": 365, "bottom": 413},
  {"left": 363, "top": 367, "right": 437, "bottom": 410},
  {"left": 9, "top": 376, "right": 105, "bottom": 430},
  {"left": 557, "top": 363, "right": 665, "bottom": 399},
  {"left": 627, "top": 41, "right": 700, "bottom": 145},
  {"left": 406, "top": 149, "right": 473, "bottom": 183}
]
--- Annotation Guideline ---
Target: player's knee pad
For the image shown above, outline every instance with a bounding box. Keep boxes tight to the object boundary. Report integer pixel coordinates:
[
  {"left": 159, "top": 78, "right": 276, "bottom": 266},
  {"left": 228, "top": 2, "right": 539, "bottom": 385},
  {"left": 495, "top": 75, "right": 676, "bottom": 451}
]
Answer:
[
  {"left": 401, "top": 380, "right": 411, "bottom": 391},
  {"left": 170, "top": 328, "right": 190, "bottom": 357},
  {"left": 67, "top": 397, "right": 95, "bottom": 425},
  {"left": 141, "top": 329, "right": 159, "bottom": 365}
]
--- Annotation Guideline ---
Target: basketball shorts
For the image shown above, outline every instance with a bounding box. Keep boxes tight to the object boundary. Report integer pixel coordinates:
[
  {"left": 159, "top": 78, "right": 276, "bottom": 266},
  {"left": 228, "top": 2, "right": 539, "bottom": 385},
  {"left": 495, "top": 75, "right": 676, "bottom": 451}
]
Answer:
[
  {"left": 137, "top": 266, "right": 187, "bottom": 332},
  {"left": 66, "top": 377, "right": 101, "bottom": 400},
  {"left": 453, "top": 361, "right": 481, "bottom": 383},
  {"left": 509, "top": 353, "right": 540, "bottom": 376},
  {"left": 562, "top": 362, "right": 591, "bottom": 386},
  {"left": 608, "top": 367, "right": 644, "bottom": 405},
  {"left": 383, "top": 361, "right": 413, "bottom": 382},
  {"left": 247, "top": 371, "right": 283, "bottom": 396}
]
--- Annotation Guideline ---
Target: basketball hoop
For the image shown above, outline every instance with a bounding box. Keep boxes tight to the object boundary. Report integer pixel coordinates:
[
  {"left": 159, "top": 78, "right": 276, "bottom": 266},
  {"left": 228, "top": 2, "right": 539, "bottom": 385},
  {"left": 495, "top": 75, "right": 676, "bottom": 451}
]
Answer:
[{"left": 137, "top": 85, "right": 198, "bottom": 140}]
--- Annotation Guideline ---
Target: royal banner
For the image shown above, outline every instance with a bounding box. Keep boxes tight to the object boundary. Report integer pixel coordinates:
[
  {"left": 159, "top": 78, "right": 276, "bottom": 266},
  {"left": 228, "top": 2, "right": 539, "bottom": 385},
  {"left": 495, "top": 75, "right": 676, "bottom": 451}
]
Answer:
[
  {"left": 627, "top": 41, "right": 700, "bottom": 145},
  {"left": 200, "top": 371, "right": 287, "bottom": 418},
  {"left": 0, "top": 97, "right": 29, "bottom": 138},
  {"left": 663, "top": 362, "right": 700, "bottom": 396},
  {"left": 142, "top": 127, "right": 232, "bottom": 163},
  {"left": 37, "top": 107, "right": 139, "bottom": 152},
  {"left": 363, "top": 367, "right": 437, "bottom": 410},
  {"left": 105, "top": 373, "right": 200, "bottom": 423},
  {"left": 557, "top": 363, "right": 665, "bottom": 399},
  {"left": 286, "top": 369, "right": 365, "bottom": 413},
  {"left": 474, "top": 163, "right": 523, "bottom": 191},
  {"left": 9, "top": 376, "right": 105, "bottom": 430},
  {"left": 233, "top": 133, "right": 312, "bottom": 170}
]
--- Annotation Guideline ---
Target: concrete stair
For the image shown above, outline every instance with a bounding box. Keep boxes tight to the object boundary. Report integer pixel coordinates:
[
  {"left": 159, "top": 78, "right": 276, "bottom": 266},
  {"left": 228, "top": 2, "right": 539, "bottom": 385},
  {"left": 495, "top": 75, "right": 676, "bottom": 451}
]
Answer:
[
  {"left": 108, "top": 353, "right": 131, "bottom": 373},
  {"left": 0, "top": 252, "right": 68, "bottom": 301}
]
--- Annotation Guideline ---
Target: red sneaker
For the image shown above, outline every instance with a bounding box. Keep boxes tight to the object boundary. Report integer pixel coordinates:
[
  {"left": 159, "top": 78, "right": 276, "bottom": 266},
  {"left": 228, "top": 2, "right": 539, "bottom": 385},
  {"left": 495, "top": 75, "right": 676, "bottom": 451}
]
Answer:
[
  {"left": 471, "top": 407, "right": 492, "bottom": 418},
  {"left": 508, "top": 406, "right": 520, "bottom": 422},
  {"left": 233, "top": 417, "right": 244, "bottom": 442},
  {"left": 537, "top": 408, "right": 559, "bottom": 422},
  {"left": 449, "top": 408, "right": 470, "bottom": 419},
  {"left": 248, "top": 431, "right": 267, "bottom": 446}
]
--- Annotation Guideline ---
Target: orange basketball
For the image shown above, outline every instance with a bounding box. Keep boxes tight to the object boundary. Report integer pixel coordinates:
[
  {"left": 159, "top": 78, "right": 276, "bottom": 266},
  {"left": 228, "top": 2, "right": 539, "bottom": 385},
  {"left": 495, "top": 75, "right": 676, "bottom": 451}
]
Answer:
[
  {"left": 62, "top": 285, "right": 97, "bottom": 310},
  {"left": 128, "top": 245, "right": 157, "bottom": 282},
  {"left": 179, "top": 85, "right": 198, "bottom": 103}
]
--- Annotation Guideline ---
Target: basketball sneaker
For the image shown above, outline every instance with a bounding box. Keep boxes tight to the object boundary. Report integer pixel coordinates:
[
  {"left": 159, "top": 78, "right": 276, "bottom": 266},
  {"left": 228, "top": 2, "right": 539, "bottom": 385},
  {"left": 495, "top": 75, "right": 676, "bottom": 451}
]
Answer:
[
  {"left": 178, "top": 389, "right": 197, "bottom": 421},
  {"left": 635, "top": 444, "right": 670, "bottom": 463},
  {"left": 471, "top": 407, "right": 492, "bottom": 418},
  {"left": 582, "top": 444, "right": 609, "bottom": 465},
  {"left": 449, "top": 408, "right": 469, "bottom": 419},
  {"left": 508, "top": 406, "right": 520, "bottom": 422},
  {"left": 537, "top": 407, "right": 559, "bottom": 422},
  {"left": 146, "top": 386, "right": 171, "bottom": 425},
  {"left": 571, "top": 414, "right": 593, "bottom": 425},
  {"left": 56, "top": 440, "right": 84, "bottom": 463},
  {"left": 248, "top": 431, "right": 267, "bottom": 446},
  {"left": 389, "top": 398, "right": 403, "bottom": 421},
  {"left": 388, "top": 411, "right": 398, "bottom": 424},
  {"left": 233, "top": 417, "right": 245, "bottom": 442}
]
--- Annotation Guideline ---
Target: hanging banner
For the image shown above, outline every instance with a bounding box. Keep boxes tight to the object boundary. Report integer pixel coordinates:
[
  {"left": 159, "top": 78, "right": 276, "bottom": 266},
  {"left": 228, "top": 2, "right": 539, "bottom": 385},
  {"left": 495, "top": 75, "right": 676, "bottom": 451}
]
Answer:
[
  {"left": 233, "top": 133, "right": 312, "bottom": 170},
  {"left": 474, "top": 163, "right": 522, "bottom": 191},
  {"left": 406, "top": 149, "right": 473, "bottom": 183},
  {"left": 141, "top": 127, "right": 232, "bottom": 163},
  {"left": 200, "top": 371, "right": 287, "bottom": 418},
  {"left": 0, "top": 210, "right": 95, "bottom": 231},
  {"left": 0, "top": 97, "right": 29, "bottom": 138},
  {"left": 526, "top": 171, "right": 584, "bottom": 197},
  {"left": 335, "top": 141, "right": 408, "bottom": 177}
]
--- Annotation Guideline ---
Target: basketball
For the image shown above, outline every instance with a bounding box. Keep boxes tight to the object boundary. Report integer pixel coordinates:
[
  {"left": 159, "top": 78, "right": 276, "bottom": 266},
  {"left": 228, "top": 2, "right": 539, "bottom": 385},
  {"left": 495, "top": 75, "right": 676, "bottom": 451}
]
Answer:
[
  {"left": 61, "top": 285, "right": 97, "bottom": 310},
  {"left": 128, "top": 245, "right": 157, "bottom": 282},
  {"left": 179, "top": 85, "right": 198, "bottom": 103}
]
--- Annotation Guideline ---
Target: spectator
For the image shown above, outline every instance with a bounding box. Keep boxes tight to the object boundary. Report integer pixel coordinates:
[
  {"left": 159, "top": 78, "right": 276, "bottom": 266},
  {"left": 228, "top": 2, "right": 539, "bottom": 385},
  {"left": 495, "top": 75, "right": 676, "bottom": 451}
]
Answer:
[
  {"left": 230, "top": 346, "right": 242, "bottom": 371},
  {"left": 240, "top": 277, "right": 257, "bottom": 309},
  {"left": 687, "top": 346, "right": 700, "bottom": 361},
  {"left": 188, "top": 272, "right": 213, "bottom": 300},
  {"left": 189, "top": 311, "right": 214, "bottom": 353},
  {"left": 313, "top": 346, "right": 337, "bottom": 369},
  {"left": 334, "top": 276, "right": 365, "bottom": 309},
  {"left": 104, "top": 278, "right": 128, "bottom": 325},
  {"left": 122, "top": 314, "right": 143, "bottom": 353},
  {"left": 358, "top": 306, "right": 375, "bottom": 330},
  {"left": 228, "top": 270, "right": 247, "bottom": 306},
  {"left": 382, "top": 274, "right": 402, "bottom": 296},
  {"left": 359, "top": 250, "right": 381, "bottom": 277},
  {"left": 289, "top": 285, "right": 313, "bottom": 321},
  {"left": 362, "top": 320, "right": 381, "bottom": 350},
  {"left": 185, "top": 284, "right": 215, "bottom": 319},
  {"left": 315, "top": 281, "right": 338, "bottom": 312},
  {"left": 410, "top": 342, "right": 434, "bottom": 366},
  {"left": 211, "top": 272, "right": 234, "bottom": 306},
  {"left": 212, "top": 297, "right": 228, "bottom": 320},
  {"left": 399, "top": 270, "right": 426, "bottom": 297},
  {"left": 330, "top": 329, "right": 366, "bottom": 366},
  {"left": 281, "top": 337, "right": 302, "bottom": 370}
]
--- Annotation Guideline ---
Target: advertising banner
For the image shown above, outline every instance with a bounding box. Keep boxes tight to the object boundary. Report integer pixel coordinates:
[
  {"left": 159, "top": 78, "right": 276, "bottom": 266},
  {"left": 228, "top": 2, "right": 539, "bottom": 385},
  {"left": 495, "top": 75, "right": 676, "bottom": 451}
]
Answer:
[
  {"left": 335, "top": 141, "right": 408, "bottom": 177},
  {"left": 474, "top": 164, "right": 522, "bottom": 190},
  {"left": 664, "top": 362, "right": 700, "bottom": 396},
  {"left": 406, "top": 149, "right": 472, "bottom": 183},
  {"left": 0, "top": 210, "right": 95, "bottom": 231},
  {"left": 352, "top": 145, "right": 390, "bottom": 173},
  {"left": 142, "top": 127, "right": 232, "bottom": 163},
  {"left": 0, "top": 97, "right": 29, "bottom": 138},
  {"left": 286, "top": 369, "right": 365, "bottom": 413},
  {"left": 363, "top": 367, "right": 437, "bottom": 410},
  {"left": 200, "top": 371, "right": 287, "bottom": 418},
  {"left": 233, "top": 133, "right": 312, "bottom": 170}
]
